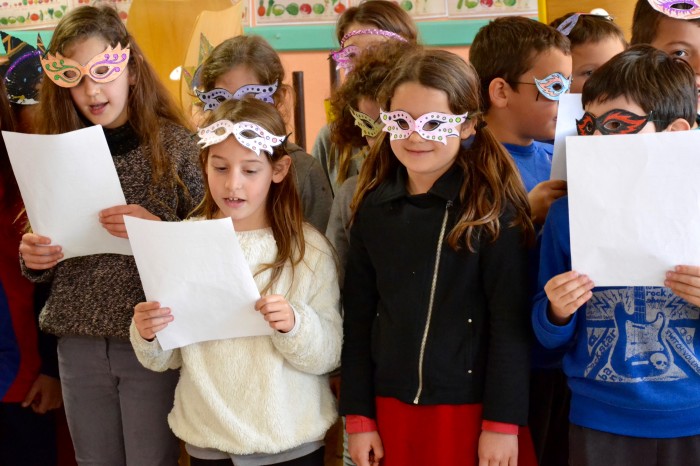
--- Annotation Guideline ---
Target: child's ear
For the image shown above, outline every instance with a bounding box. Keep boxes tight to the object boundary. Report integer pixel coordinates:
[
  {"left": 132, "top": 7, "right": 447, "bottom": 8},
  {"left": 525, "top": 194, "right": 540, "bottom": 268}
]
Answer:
[
  {"left": 459, "top": 118, "right": 476, "bottom": 140},
  {"left": 271, "top": 154, "right": 292, "bottom": 183},
  {"left": 488, "top": 78, "right": 510, "bottom": 109},
  {"left": 664, "top": 117, "right": 692, "bottom": 132}
]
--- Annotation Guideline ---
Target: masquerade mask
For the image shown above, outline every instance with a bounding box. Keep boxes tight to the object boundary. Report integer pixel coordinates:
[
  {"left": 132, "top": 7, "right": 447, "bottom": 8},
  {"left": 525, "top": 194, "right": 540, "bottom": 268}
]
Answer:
[
  {"left": 555, "top": 12, "right": 614, "bottom": 36},
  {"left": 646, "top": 0, "right": 700, "bottom": 19},
  {"left": 349, "top": 107, "right": 383, "bottom": 138},
  {"left": 197, "top": 120, "right": 285, "bottom": 156},
  {"left": 331, "top": 29, "right": 408, "bottom": 71},
  {"left": 41, "top": 44, "right": 130, "bottom": 88},
  {"left": 195, "top": 81, "right": 278, "bottom": 111},
  {"left": 0, "top": 32, "right": 43, "bottom": 105},
  {"left": 380, "top": 110, "right": 468, "bottom": 144},
  {"left": 576, "top": 109, "right": 653, "bottom": 136},
  {"left": 534, "top": 73, "right": 571, "bottom": 101}
]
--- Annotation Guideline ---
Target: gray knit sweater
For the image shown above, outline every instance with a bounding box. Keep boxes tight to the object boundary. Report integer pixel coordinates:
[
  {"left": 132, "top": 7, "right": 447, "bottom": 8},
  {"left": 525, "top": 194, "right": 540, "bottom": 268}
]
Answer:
[{"left": 22, "top": 122, "right": 205, "bottom": 340}]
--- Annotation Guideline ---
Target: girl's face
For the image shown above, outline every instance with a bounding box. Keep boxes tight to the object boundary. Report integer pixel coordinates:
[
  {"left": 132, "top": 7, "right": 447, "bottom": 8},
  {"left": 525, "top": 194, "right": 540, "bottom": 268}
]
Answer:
[
  {"left": 341, "top": 22, "right": 394, "bottom": 69},
  {"left": 388, "top": 81, "right": 474, "bottom": 195},
  {"left": 571, "top": 37, "right": 626, "bottom": 93},
  {"left": 207, "top": 135, "right": 290, "bottom": 231},
  {"left": 214, "top": 65, "right": 261, "bottom": 92},
  {"left": 64, "top": 36, "right": 132, "bottom": 129}
]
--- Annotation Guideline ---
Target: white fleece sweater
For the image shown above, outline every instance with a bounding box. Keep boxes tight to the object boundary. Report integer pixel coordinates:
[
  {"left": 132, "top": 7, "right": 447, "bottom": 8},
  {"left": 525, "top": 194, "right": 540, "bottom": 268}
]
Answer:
[{"left": 130, "top": 225, "right": 341, "bottom": 455}]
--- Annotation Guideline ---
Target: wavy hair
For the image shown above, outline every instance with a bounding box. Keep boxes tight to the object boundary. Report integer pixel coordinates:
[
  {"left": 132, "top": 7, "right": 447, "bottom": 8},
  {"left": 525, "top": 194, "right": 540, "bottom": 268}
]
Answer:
[{"left": 351, "top": 48, "right": 534, "bottom": 250}]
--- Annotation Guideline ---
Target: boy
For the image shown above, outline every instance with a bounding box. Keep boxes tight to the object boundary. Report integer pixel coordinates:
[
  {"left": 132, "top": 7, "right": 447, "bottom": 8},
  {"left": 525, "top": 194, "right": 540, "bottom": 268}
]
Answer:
[
  {"left": 534, "top": 45, "right": 700, "bottom": 466},
  {"left": 470, "top": 16, "right": 570, "bottom": 225},
  {"left": 632, "top": 0, "right": 700, "bottom": 118}
]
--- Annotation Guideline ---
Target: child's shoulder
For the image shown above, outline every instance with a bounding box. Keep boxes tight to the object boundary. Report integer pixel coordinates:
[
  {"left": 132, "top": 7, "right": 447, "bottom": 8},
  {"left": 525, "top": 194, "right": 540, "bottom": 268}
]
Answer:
[{"left": 302, "top": 224, "right": 336, "bottom": 261}]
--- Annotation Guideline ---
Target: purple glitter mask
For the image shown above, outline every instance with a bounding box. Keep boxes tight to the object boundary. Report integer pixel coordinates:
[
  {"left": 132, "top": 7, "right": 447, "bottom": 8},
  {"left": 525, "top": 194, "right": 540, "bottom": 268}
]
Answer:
[
  {"left": 647, "top": 0, "right": 700, "bottom": 19},
  {"left": 195, "top": 81, "right": 279, "bottom": 111},
  {"left": 41, "top": 44, "right": 130, "bottom": 88},
  {"left": 381, "top": 110, "right": 469, "bottom": 144},
  {"left": 330, "top": 29, "right": 408, "bottom": 72},
  {"left": 197, "top": 119, "right": 284, "bottom": 156}
]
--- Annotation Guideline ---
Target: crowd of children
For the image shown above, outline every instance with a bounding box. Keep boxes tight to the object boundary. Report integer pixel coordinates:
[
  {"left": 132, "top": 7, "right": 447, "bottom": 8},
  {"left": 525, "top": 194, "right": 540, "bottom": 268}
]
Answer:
[{"left": 2, "top": 1, "right": 700, "bottom": 466}]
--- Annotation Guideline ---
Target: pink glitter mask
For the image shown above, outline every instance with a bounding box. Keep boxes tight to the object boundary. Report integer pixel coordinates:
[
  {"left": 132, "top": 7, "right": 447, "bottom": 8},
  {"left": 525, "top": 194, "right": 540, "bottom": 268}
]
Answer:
[
  {"left": 197, "top": 120, "right": 285, "bottom": 156},
  {"left": 331, "top": 29, "right": 408, "bottom": 71},
  {"left": 41, "top": 44, "right": 130, "bottom": 88},
  {"left": 381, "top": 110, "right": 469, "bottom": 144},
  {"left": 647, "top": 0, "right": 700, "bottom": 19},
  {"left": 195, "top": 81, "right": 278, "bottom": 111}
]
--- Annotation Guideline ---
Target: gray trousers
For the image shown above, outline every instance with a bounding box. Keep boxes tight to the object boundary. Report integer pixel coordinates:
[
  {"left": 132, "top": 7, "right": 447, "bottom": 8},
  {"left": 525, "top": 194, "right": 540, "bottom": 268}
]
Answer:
[
  {"left": 570, "top": 424, "right": 700, "bottom": 466},
  {"left": 58, "top": 336, "right": 179, "bottom": 466}
]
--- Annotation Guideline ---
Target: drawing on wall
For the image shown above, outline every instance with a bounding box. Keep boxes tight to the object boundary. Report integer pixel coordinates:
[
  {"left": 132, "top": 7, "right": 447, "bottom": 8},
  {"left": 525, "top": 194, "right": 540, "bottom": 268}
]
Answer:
[
  {"left": 449, "top": 0, "right": 537, "bottom": 18},
  {"left": 0, "top": 0, "right": 132, "bottom": 29}
]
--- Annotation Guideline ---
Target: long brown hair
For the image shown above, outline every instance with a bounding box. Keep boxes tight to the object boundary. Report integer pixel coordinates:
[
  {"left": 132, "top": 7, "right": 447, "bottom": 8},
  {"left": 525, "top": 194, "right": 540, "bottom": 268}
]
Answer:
[
  {"left": 192, "top": 98, "right": 305, "bottom": 294},
  {"left": 351, "top": 48, "right": 534, "bottom": 250},
  {"left": 35, "top": 5, "right": 190, "bottom": 187},
  {"left": 336, "top": 0, "right": 419, "bottom": 44}
]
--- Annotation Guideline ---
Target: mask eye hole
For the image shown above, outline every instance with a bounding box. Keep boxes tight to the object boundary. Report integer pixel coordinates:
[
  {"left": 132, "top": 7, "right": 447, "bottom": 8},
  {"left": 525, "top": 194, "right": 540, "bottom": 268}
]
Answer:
[
  {"left": 92, "top": 65, "right": 110, "bottom": 77},
  {"left": 421, "top": 120, "right": 442, "bottom": 132},
  {"left": 215, "top": 95, "right": 228, "bottom": 103},
  {"left": 63, "top": 69, "right": 80, "bottom": 80},
  {"left": 214, "top": 127, "right": 228, "bottom": 137},
  {"left": 239, "top": 129, "right": 260, "bottom": 139},
  {"left": 551, "top": 82, "right": 563, "bottom": 92},
  {"left": 602, "top": 120, "right": 624, "bottom": 131},
  {"left": 395, "top": 118, "right": 411, "bottom": 130}
]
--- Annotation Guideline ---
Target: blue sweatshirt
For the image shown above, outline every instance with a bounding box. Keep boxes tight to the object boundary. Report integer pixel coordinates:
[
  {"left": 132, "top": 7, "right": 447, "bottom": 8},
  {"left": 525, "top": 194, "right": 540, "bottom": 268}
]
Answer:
[
  {"left": 533, "top": 197, "right": 700, "bottom": 438},
  {"left": 502, "top": 141, "right": 553, "bottom": 192}
]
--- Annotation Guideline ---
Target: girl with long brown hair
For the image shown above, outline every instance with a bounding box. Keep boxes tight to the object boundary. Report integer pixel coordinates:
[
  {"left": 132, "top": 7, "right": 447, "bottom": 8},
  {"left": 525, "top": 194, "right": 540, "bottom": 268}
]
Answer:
[
  {"left": 18, "top": 5, "right": 204, "bottom": 464},
  {"left": 132, "top": 98, "right": 341, "bottom": 466},
  {"left": 340, "top": 48, "right": 535, "bottom": 466}
]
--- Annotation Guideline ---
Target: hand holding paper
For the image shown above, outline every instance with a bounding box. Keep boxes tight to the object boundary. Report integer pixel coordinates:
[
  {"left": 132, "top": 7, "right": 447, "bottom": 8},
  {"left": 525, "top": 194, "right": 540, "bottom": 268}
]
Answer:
[
  {"left": 529, "top": 179, "right": 567, "bottom": 224},
  {"left": 19, "top": 233, "right": 63, "bottom": 271},
  {"left": 100, "top": 204, "right": 160, "bottom": 239},
  {"left": 666, "top": 265, "right": 700, "bottom": 307},
  {"left": 256, "top": 295, "right": 295, "bottom": 333},
  {"left": 133, "top": 301, "right": 173, "bottom": 341},
  {"left": 544, "top": 270, "right": 594, "bottom": 325}
]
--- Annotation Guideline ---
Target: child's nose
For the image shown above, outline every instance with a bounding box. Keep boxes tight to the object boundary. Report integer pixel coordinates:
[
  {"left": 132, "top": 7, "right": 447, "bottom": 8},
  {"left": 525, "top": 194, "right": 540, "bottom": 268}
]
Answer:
[
  {"left": 225, "top": 171, "right": 242, "bottom": 190},
  {"left": 407, "top": 130, "right": 423, "bottom": 142},
  {"left": 82, "top": 77, "right": 101, "bottom": 97}
]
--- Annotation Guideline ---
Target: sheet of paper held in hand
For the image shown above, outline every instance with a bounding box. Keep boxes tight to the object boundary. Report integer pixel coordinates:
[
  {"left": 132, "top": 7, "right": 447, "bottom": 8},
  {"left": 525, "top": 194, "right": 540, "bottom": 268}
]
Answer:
[
  {"left": 3, "top": 125, "right": 131, "bottom": 259},
  {"left": 567, "top": 130, "right": 700, "bottom": 287},
  {"left": 551, "top": 93, "right": 584, "bottom": 181},
  {"left": 124, "top": 216, "right": 271, "bottom": 350}
]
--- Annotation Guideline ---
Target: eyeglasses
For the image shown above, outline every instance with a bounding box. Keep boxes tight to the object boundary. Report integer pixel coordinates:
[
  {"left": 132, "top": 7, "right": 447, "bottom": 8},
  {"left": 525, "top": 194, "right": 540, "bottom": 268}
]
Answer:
[
  {"left": 575, "top": 109, "right": 653, "bottom": 136},
  {"left": 510, "top": 72, "right": 571, "bottom": 101}
]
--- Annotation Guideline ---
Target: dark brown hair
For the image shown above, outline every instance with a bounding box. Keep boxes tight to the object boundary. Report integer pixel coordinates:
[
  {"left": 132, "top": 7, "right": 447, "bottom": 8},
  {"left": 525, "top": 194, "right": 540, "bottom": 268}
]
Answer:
[
  {"left": 336, "top": 0, "right": 419, "bottom": 44},
  {"left": 329, "top": 41, "right": 413, "bottom": 185},
  {"left": 631, "top": 0, "right": 700, "bottom": 45},
  {"left": 550, "top": 12, "right": 627, "bottom": 48},
  {"left": 35, "top": 5, "right": 191, "bottom": 190},
  {"left": 352, "top": 48, "right": 533, "bottom": 251},
  {"left": 582, "top": 44, "right": 697, "bottom": 130},
  {"left": 192, "top": 98, "right": 305, "bottom": 294},
  {"left": 470, "top": 16, "right": 571, "bottom": 111}
]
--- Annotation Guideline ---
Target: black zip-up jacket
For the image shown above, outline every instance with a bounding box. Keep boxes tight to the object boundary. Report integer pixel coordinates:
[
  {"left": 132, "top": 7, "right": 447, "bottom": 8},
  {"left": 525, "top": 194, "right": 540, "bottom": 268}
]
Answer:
[{"left": 340, "top": 165, "right": 531, "bottom": 426}]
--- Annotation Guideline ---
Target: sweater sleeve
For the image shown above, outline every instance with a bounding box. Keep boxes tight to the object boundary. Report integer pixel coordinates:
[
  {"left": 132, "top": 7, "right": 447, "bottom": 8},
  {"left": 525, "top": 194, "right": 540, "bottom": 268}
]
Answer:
[
  {"left": 129, "top": 319, "right": 182, "bottom": 372},
  {"left": 479, "top": 208, "right": 532, "bottom": 426},
  {"left": 311, "top": 125, "right": 335, "bottom": 195},
  {"left": 325, "top": 176, "right": 357, "bottom": 285},
  {"left": 532, "top": 198, "right": 579, "bottom": 349},
  {"left": 271, "top": 234, "right": 342, "bottom": 375},
  {"left": 339, "top": 209, "right": 379, "bottom": 419},
  {"left": 19, "top": 255, "right": 55, "bottom": 284}
]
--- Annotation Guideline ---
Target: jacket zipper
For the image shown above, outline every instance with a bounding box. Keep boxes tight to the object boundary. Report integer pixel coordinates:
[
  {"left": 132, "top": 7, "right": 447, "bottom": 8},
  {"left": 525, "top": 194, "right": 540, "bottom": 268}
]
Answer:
[{"left": 414, "top": 200, "right": 452, "bottom": 404}]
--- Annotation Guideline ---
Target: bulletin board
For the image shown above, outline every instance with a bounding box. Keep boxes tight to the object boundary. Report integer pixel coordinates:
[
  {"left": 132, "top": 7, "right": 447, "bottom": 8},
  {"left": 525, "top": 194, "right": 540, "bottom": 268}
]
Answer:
[{"left": 0, "top": 0, "right": 132, "bottom": 29}]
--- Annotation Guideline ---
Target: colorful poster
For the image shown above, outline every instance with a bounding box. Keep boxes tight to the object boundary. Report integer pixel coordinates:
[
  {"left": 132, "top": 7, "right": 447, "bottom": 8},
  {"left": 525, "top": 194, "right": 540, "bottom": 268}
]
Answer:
[
  {"left": 0, "top": 0, "right": 132, "bottom": 29},
  {"left": 400, "top": 0, "right": 447, "bottom": 19},
  {"left": 449, "top": 0, "right": 537, "bottom": 18},
  {"left": 253, "top": 0, "right": 348, "bottom": 25}
]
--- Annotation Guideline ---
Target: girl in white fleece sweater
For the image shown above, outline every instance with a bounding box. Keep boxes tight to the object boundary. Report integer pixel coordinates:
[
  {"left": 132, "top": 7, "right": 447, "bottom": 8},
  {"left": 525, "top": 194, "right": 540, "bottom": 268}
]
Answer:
[{"left": 130, "top": 99, "right": 342, "bottom": 466}]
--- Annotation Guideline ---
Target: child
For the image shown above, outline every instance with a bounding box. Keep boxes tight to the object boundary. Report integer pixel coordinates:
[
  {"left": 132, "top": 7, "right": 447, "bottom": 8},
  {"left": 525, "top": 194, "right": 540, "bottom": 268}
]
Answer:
[
  {"left": 340, "top": 47, "right": 535, "bottom": 466},
  {"left": 470, "top": 16, "right": 570, "bottom": 225},
  {"left": 197, "top": 35, "right": 333, "bottom": 232},
  {"left": 131, "top": 98, "right": 342, "bottom": 465},
  {"left": 632, "top": 0, "right": 700, "bottom": 114},
  {"left": 313, "top": 0, "right": 418, "bottom": 195},
  {"left": 533, "top": 45, "right": 699, "bottom": 466},
  {"left": 18, "top": 6, "right": 204, "bottom": 464},
  {"left": 550, "top": 12, "right": 627, "bottom": 93}
]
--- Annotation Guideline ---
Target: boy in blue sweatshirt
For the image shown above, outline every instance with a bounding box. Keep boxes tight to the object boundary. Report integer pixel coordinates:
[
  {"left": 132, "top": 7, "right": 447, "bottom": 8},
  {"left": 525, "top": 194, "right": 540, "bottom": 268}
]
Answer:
[{"left": 534, "top": 45, "right": 700, "bottom": 466}]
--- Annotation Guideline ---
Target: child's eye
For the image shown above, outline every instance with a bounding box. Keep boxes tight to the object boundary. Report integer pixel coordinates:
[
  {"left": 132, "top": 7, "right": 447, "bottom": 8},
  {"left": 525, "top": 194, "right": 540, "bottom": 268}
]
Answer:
[
  {"left": 602, "top": 120, "right": 623, "bottom": 131},
  {"left": 213, "top": 166, "right": 228, "bottom": 172},
  {"left": 671, "top": 49, "right": 689, "bottom": 58},
  {"left": 421, "top": 120, "right": 443, "bottom": 132},
  {"left": 92, "top": 65, "right": 110, "bottom": 77}
]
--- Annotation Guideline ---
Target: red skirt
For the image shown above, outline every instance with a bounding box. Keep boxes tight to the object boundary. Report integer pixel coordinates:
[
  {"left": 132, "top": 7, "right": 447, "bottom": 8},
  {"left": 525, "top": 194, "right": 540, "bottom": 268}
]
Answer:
[{"left": 375, "top": 396, "right": 538, "bottom": 466}]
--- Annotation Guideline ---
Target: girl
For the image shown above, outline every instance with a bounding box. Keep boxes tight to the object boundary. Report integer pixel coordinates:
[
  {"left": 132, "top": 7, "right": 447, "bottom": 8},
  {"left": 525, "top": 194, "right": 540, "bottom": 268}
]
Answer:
[
  {"left": 131, "top": 98, "right": 342, "bottom": 466},
  {"left": 340, "top": 48, "right": 535, "bottom": 466},
  {"left": 313, "top": 0, "right": 418, "bottom": 195},
  {"left": 550, "top": 12, "right": 627, "bottom": 93},
  {"left": 196, "top": 35, "right": 333, "bottom": 232},
  {"left": 18, "top": 6, "right": 204, "bottom": 465}
]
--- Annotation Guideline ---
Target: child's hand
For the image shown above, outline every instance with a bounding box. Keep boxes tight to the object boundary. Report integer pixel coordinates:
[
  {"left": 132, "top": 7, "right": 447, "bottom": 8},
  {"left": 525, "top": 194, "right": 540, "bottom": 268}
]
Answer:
[
  {"left": 666, "top": 265, "right": 700, "bottom": 306},
  {"left": 22, "top": 374, "right": 62, "bottom": 414},
  {"left": 99, "top": 204, "right": 160, "bottom": 239},
  {"left": 256, "top": 295, "right": 295, "bottom": 333},
  {"left": 348, "top": 431, "right": 384, "bottom": 466},
  {"left": 478, "top": 431, "right": 517, "bottom": 466},
  {"left": 544, "top": 271, "right": 594, "bottom": 325},
  {"left": 528, "top": 179, "right": 567, "bottom": 224},
  {"left": 133, "top": 301, "right": 173, "bottom": 341},
  {"left": 19, "top": 233, "right": 63, "bottom": 270}
]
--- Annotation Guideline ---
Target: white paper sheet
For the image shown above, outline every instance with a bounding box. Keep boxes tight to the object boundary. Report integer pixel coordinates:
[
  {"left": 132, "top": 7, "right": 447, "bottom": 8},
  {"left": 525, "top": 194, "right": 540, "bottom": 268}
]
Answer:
[
  {"left": 567, "top": 131, "right": 700, "bottom": 286},
  {"left": 3, "top": 125, "right": 131, "bottom": 259},
  {"left": 551, "top": 93, "right": 584, "bottom": 181},
  {"left": 124, "top": 216, "right": 270, "bottom": 350}
]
